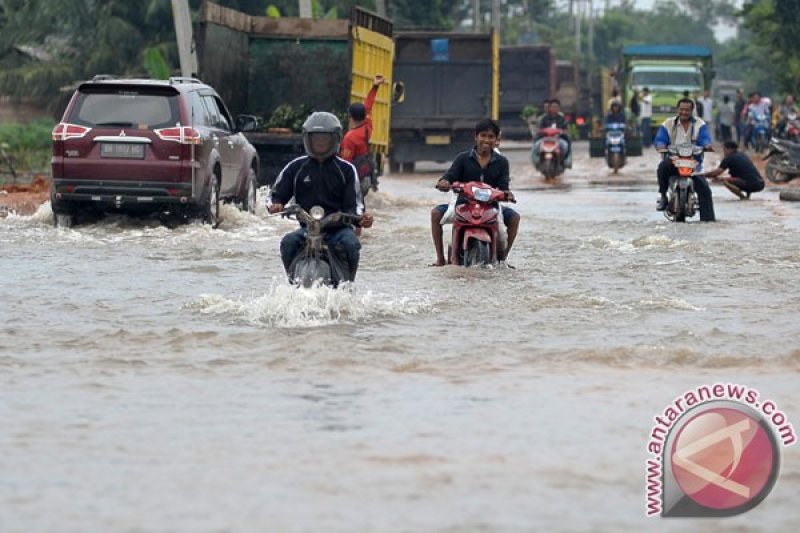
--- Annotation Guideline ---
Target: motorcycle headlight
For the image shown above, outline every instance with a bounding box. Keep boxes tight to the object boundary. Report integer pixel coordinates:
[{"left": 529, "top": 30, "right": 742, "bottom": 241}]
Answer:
[
  {"left": 310, "top": 206, "right": 325, "bottom": 220},
  {"left": 473, "top": 187, "right": 492, "bottom": 202}
]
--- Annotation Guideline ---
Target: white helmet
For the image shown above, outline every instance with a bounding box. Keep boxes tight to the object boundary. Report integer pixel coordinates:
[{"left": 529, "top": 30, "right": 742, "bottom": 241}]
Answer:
[{"left": 302, "top": 112, "right": 342, "bottom": 160}]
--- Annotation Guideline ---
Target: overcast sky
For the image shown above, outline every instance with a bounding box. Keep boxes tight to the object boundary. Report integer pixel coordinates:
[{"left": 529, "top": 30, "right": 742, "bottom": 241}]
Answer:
[{"left": 559, "top": 0, "right": 744, "bottom": 42}]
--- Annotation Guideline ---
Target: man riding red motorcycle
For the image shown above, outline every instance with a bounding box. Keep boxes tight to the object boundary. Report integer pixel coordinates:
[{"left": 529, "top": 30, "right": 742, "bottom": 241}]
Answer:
[
  {"left": 532, "top": 98, "right": 572, "bottom": 177},
  {"left": 430, "top": 119, "right": 519, "bottom": 266}
]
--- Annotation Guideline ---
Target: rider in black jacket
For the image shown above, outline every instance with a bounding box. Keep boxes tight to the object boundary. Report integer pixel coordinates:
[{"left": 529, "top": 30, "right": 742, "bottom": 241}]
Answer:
[{"left": 269, "top": 112, "right": 373, "bottom": 282}]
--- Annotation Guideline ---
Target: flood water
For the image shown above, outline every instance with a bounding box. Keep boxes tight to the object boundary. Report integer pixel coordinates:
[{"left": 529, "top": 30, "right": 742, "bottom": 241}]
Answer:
[{"left": 1, "top": 142, "right": 799, "bottom": 531}]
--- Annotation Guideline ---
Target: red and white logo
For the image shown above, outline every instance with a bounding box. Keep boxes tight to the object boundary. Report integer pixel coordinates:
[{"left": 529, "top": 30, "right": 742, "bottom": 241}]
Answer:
[
  {"left": 646, "top": 385, "right": 795, "bottom": 518},
  {"left": 670, "top": 407, "right": 777, "bottom": 512}
]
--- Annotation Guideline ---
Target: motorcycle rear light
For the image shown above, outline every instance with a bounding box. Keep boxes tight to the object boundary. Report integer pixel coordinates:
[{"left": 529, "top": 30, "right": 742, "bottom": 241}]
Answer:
[
  {"left": 52, "top": 122, "right": 92, "bottom": 141},
  {"left": 154, "top": 126, "right": 202, "bottom": 145}
]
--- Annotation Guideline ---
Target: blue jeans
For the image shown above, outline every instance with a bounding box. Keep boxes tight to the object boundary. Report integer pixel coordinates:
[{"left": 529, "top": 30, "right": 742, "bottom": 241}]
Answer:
[
  {"left": 641, "top": 117, "right": 652, "bottom": 147},
  {"left": 280, "top": 226, "right": 361, "bottom": 281}
]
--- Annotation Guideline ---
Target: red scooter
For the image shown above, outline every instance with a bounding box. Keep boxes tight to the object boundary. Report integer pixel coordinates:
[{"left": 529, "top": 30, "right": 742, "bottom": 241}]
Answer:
[
  {"left": 443, "top": 181, "right": 513, "bottom": 267},
  {"left": 535, "top": 127, "right": 566, "bottom": 180}
]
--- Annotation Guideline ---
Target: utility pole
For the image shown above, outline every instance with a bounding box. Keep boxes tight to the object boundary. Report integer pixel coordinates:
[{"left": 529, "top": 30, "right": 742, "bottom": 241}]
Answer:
[
  {"left": 588, "top": 0, "right": 595, "bottom": 62},
  {"left": 375, "top": 0, "right": 387, "bottom": 17},
  {"left": 299, "top": 0, "right": 312, "bottom": 19},
  {"left": 171, "top": 0, "right": 197, "bottom": 77},
  {"left": 492, "top": 0, "right": 501, "bottom": 32},
  {"left": 575, "top": 0, "right": 582, "bottom": 57},
  {"left": 473, "top": 0, "right": 481, "bottom": 32}
]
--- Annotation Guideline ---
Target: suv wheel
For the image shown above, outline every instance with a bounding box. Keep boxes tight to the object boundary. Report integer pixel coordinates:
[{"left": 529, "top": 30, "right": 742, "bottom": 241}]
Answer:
[
  {"left": 242, "top": 168, "right": 257, "bottom": 214},
  {"left": 203, "top": 175, "right": 220, "bottom": 228},
  {"left": 53, "top": 212, "right": 74, "bottom": 228}
]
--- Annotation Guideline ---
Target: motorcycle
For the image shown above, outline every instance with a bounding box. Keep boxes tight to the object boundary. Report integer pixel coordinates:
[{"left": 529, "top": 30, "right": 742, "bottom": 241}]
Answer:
[
  {"left": 784, "top": 112, "right": 800, "bottom": 142},
  {"left": 352, "top": 152, "right": 379, "bottom": 198},
  {"left": 605, "top": 122, "right": 626, "bottom": 173},
  {"left": 534, "top": 127, "right": 566, "bottom": 181},
  {"left": 281, "top": 204, "right": 362, "bottom": 287},
  {"left": 763, "top": 137, "right": 800, "bottom": 183},
  {"left": 662, "top": 143, "right": 702, "bottom": 223},
  {"left": 751, "top": 112, "right": 771, "bottom": 153},
  {"left": 440, "top": 181, "right": 513, "bottom": 267}
]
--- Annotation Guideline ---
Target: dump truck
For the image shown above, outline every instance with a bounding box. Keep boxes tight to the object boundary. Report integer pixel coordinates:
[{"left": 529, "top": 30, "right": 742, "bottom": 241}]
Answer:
[
  {"left": 197, "top": 1, "right": 394, "bottom": 186},
  {"left": 620, "top": 45, "right": 713, "bottom": 128},
  {"left": 389, "top": 31, "right": 499, "bottom": 173},
  {"left": 555, "top": 59, "right": 593, "bottom": 139},
  {"left": 498, "top": 45, "right": 556, "bottom": 140}
]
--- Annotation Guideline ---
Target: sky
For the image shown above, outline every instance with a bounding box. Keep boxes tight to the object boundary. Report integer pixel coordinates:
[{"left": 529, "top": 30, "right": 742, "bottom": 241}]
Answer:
[{"left": 559, "top": 0, "right": 744, "bottom": 42}]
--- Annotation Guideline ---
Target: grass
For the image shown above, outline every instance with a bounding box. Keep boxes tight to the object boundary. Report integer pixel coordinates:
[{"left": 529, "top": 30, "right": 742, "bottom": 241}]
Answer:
[{"left": 0, "top": 118, "right": 53, "bottom": 178}]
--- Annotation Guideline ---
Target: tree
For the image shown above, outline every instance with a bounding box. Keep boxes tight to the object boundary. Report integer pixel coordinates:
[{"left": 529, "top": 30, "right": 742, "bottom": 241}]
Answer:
[
  {"left": 741, "top": 0, "right": 800, "bottom": 95},
  {"left": 0, "top": 0, "right": 179, "bottom": 107}
]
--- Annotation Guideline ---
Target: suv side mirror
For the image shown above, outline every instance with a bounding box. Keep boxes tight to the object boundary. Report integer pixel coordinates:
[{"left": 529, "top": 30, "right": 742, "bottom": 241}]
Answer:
[
  {"left": 392, "top": 82, "right": 405, "bottom": 104},
  {"left": 236, "top": 114, "right": 260, "bottom": 133}
]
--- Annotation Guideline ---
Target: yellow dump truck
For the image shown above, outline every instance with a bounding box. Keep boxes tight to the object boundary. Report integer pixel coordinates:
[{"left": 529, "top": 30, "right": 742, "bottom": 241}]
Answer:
[{"left": 197, "top": 1, "right": 394, "bottom": 186}]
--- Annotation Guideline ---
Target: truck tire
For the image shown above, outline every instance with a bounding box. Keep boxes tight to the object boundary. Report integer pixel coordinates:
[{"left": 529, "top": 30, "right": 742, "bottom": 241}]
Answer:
[{"left": 402, "top": 162, "right": 415, "bottom": 173}]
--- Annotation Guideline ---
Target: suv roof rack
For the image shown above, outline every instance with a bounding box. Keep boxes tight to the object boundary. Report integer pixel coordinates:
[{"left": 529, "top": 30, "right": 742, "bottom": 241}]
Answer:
[
  {"left": 91, "top": 74, "right": 120, "bottom": 81},
  {"left": 169, "top": 76, "right": 203, "bottom": 85}
]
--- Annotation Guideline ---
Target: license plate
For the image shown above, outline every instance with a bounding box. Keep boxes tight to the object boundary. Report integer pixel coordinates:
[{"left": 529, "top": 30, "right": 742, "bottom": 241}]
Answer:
[
  {"left": 674, "top": 159, "right": 695, "bottom": 169},
  {"left": 100, "top": 143, "right": 145, "bottom": 159},
  {"left": 425, "top": 135, "right": 450, "bottom": 145}
]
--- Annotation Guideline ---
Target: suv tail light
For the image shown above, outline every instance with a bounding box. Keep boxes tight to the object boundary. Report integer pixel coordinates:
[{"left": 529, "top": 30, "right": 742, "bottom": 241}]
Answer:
[
  {"left": 154, "top": 126, "right": 202, "bottom": 145},
  {"left": 52, "top": 122, "right": 92, "bottom": 141}
]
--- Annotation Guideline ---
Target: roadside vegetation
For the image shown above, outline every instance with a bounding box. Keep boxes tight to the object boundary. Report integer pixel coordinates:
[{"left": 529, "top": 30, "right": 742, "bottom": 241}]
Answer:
[{"left": 0, "top": 118, "right": 53, "bottom": 181}]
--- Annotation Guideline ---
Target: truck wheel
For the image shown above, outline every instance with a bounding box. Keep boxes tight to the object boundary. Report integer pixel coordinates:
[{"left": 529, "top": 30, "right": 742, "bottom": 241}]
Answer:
[
  {"left": 402, "top": 162, "right": 415, "bottom": 173},
  {"left": 389, "top": 160, "right": 400, "bottom": 174}
]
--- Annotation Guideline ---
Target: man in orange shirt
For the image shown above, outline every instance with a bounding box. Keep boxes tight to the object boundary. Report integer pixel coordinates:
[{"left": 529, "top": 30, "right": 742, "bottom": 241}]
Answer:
[{"left": 340, "top": 74, "right": 384, "bottom": 186}]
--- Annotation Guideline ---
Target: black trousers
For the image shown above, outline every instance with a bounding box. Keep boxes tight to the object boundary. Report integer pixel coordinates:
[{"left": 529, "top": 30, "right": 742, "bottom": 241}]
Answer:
[{"left": 657, "top": 159, "right": 716, "bottom": 221}]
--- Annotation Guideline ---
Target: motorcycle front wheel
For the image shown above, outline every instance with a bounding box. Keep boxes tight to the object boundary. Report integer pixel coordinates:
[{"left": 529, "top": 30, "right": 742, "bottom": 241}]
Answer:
[
  {"left": 675, "top": 188, "right": 688, "bottom": 223},
  {"left": 464, "top": 239, "right": 491, "bottom": 267}
]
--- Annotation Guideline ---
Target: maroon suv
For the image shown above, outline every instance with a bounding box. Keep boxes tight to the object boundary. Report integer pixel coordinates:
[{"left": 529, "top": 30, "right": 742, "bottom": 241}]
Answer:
[{"left": 51, "top": 76, "right": 259, "bottom": 227}]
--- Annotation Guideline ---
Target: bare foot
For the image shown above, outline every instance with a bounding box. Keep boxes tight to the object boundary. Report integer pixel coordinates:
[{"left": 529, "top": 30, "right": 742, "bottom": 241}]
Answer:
[{"left": 429, "top": 259, "right": 446, "bottom": 267}]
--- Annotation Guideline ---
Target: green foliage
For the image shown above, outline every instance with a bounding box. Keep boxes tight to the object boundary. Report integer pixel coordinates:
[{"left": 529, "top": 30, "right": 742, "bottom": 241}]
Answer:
[
  {"left": 0, "top": 118, "right": 54, "bottom": 172},
  {"left": 741, "top": 0, "right": 800, "bottom": 95},
  {"left": 265, "top": 104, "right": 313, "bottom": 132},
  {"left": 142, "top": 47, "right": 170, "bottom": 80},
  {"left": 521, "top": 104, "right": 539, "bottom": 120},
  {"left": 0, "top": 0, "right": 179, "bottom": 109}
]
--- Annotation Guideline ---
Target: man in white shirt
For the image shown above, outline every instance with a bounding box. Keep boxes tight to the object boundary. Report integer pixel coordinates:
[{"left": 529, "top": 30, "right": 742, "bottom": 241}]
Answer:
[
  {"left": 697, "top": 89, "right": 713, "bottom": 140},
  {"left": 640, "top": 87, "right": 653, "bottom": 147}
]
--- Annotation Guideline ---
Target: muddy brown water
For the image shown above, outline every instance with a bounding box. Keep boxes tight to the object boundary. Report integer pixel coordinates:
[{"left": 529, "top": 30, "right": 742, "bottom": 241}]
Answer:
[{"left": 1, "top": 142, "right": 799, "bottom": 531}]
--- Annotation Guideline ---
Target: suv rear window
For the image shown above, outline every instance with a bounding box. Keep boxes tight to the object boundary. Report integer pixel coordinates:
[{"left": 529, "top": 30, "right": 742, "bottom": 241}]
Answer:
[{"left": 68, "top": 85, "right": 180, "bottom": 130}]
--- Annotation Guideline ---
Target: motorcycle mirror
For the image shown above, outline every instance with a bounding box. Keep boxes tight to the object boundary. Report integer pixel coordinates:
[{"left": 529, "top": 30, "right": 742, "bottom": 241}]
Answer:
[{"left": 392, "top": 82, "right": 405, "bottom": 104}]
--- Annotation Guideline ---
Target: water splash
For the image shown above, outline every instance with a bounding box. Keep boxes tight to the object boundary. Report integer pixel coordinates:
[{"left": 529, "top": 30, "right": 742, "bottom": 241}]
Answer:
[{"left": 185, "top": 279, "right": 433, "bottom": 328}]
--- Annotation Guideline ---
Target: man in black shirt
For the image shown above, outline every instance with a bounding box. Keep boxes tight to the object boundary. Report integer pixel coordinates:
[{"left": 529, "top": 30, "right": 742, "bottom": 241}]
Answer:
[
  {"left": 706, "top": 140, "right": 765, "bottom": 199},
  {"left": 430, "top": 119, "right": 519, "bottom": 266},
  {"left": 533, "top": 98, "right": 572, "bottom": 167}
]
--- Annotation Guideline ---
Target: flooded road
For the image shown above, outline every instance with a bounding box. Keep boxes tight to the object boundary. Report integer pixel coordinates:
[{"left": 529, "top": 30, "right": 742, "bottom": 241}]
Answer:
[{"left": 2, "top": 142, "right": 799, "bottom": 531}]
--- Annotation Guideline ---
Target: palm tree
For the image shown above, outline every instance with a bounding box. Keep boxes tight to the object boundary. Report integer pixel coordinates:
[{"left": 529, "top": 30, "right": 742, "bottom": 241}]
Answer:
[{"left": 0, "top": 0, "right": 179, "bottom": 109}]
